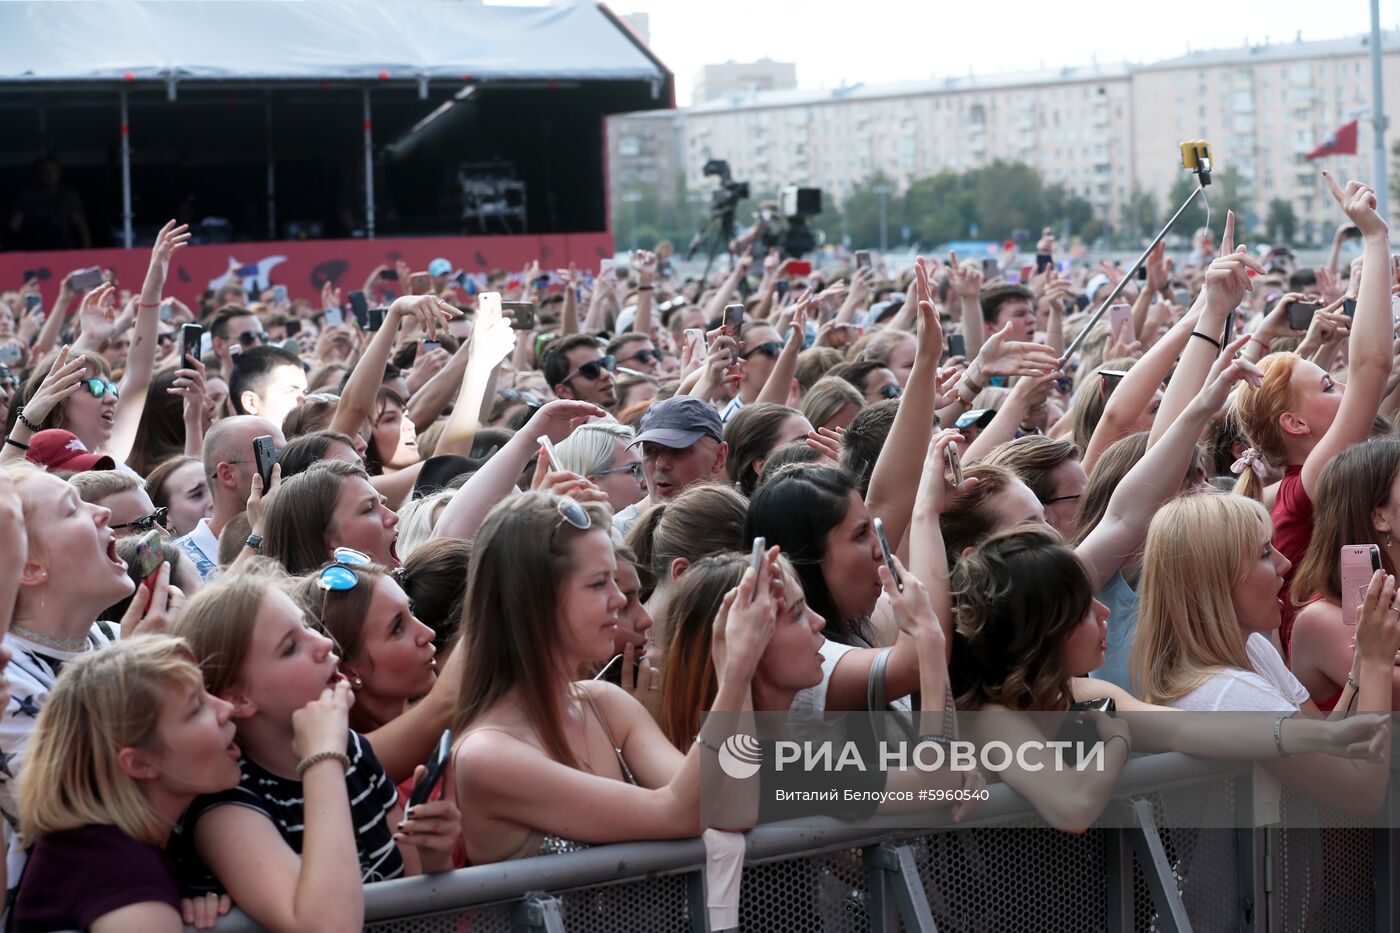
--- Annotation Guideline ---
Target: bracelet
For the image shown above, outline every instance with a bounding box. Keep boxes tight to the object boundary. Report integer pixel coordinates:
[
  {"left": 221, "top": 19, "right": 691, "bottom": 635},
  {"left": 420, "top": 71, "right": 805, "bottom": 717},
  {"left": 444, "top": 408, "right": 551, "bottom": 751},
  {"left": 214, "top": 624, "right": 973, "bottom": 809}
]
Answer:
[
  {"left": 137, "top": 302, "right": 161, "bottom": 309},
  {"left": 1346, "top": 671, "right": 1360, "bottom": 693},
  {"left": 3, "top": 437, "right": 28, "bottom": 451},
  {"left": 15, "top": 409, "right": 39, "bottom": 432},
  {"left": 953, "top": 387, "right": 976, "bottom": 409},
  {"left": 962, "top": 371, "right": 985, "bottom": 395},
  {"left": 637, "top": 285, "right": 655, "bottom": 291},
  {"left": 693, "top": 735, "right": 722, "bottom": 754},
  {"left": 918, "top": 733, "right": 953, "bottom": 748},
  {"left": 1190, "top": 331, "right": 1223, "bottom": 352},
  {"left": 1247, "top": 334, "right": 1269, "bottom": 349},
  {"left": 295, "top": 750, "right": 351, "bottom": 779},
  {"left": 1104, "top": 733, "right": 1131, "bottom": 758},
  {"left": 1273, "top": 715, "right": 1293, "bottom": 758}
]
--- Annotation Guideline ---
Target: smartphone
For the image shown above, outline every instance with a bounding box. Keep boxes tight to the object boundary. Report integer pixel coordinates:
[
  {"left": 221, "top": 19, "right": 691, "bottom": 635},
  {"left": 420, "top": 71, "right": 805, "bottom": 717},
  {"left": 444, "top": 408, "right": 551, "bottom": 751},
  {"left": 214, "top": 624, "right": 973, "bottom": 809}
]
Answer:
[
  {"left": 69, "top": 267, "right": 104, "bottom": 291},
  {"left": 367, "top": 306, "right": 384, "bottom": 332},
  {"left": 1136, "top": 265, "right": 1148, "bottom": 281},
  {"left": 946, "top": 333, "right": 966, "bottom": 359},
  {"left": 1035, "top": 253, "right": 1053, "bottom": 274},
  {"left": 748, "top": 536, "right": 766, "bottom": 603},
  {"left": 1343, "top": 297, "right": 1358, "bottom": 317},
  {"left": 503, "top": 301, "right": 537, "bottom": 331},
  {"left": 1339, "top": 544, "right": 1383, "bottom": 626},
  {"left": 981, "top": 258, "right": 999, "bottom": 277},
  {"left": 775, "top": 280, "right": 789, "bottom": 301},
  {"left": 872, "top": 517, "right": 902, "bottom": 592},
  {"left": 346, "top": 291, "right": 369, "bottom": 329},
  {"left": 252, "top": 435, "right": 278, "bottom": 490},
  {"left": 407, "top": 730, "right": 453, "bottom": 808},
  {"left": 1068, "top": 697, "right": 1116, "bottom": 716},
  {"left": 178, "top": 323, "right": 202, "bottom": 367},
  {"left": 24, "top": 294, "right": 42, "bottom": 314},
  {"left": 323, "top": 306, "right": 344, "bottom": 327},
  {"left": 723, "top": 303, "right": 744, "bottom": 331},
  {"left": 538, "top": 434, "right": 558, "bottom": 469},
  {"left": 599, "top": 258, "right": 616, "bottom": 279},
  {"left": 0, "top": 345, "right": 21, "bottom": 366},
  {"left": 855, "top": 250, "right": 871, "bottom": 271},
  {"left": 421, "top": 340, "right": 442, "bottom": 356},
  {"left": 409, "top": 272, "right": 433, "bottom": 296},
  {"left": 944, "top": 442, "right": 964, "bottom": 488},
  {"left": 684, "top": 327, "right": 707, "bottom": 362},
  {"left": 1223, "top": 310, "right": 1236, "bottom": 343},
  {"left": 132, "top": 529, "right": 165, "bottom": 588},
  {"left": 272, "top": 284, "right": 288, "bottom": 304},
  {"left": 1108, "top": 303, "right": 1135, "bottom": 344},
  {"left": 1287, "top": 301, "right": 1319, "bottom": 331},
  {"left": 379, "top": 267, "right": 399, "bottom": 281},
  {"left": 786, "top": 259, "right": 813, "bottom": 277}
]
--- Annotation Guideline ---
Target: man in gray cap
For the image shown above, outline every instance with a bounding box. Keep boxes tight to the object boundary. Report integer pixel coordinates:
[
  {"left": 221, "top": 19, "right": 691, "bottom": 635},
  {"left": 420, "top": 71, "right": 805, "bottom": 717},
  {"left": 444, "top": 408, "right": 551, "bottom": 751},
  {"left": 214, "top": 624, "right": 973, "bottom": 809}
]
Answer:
[{"left": 612, "top": 395, "right": 728, "bottom": 535}]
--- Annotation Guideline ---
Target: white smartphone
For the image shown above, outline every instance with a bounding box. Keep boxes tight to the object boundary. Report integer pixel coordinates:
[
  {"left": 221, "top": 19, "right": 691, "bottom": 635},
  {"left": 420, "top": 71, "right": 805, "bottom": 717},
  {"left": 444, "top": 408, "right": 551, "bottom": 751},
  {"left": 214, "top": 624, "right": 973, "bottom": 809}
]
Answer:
[
  {"left": 323, "top": 306, "right": 344, "bottom": 327},
  {"left": 479, "top": 291, "right": 502, "bottom": 321},
  {"left": 749, "top": 536, "right": 765, "bottom": 603},
  {"left": 684, "top": 327, "right": 707, "bottom": 362},
  {"left": 539, "top": 435, "right": 559, "bottom": 469}
]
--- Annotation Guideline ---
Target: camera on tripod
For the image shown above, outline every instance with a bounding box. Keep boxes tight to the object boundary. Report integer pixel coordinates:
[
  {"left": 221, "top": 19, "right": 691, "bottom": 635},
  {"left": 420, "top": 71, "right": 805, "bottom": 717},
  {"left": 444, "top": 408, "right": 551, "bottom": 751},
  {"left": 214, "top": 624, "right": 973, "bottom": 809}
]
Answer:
[{"left": 703, "top": 159, "right": 749, "bottom": 215}]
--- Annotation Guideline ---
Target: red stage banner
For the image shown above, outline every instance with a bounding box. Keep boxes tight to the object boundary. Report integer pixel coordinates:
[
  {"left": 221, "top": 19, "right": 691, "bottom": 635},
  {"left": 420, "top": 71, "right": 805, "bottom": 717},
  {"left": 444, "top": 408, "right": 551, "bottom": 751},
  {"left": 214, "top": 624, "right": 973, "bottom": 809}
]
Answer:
[{"left": 0, "top": 232, "right": 615, "bottom": 307}]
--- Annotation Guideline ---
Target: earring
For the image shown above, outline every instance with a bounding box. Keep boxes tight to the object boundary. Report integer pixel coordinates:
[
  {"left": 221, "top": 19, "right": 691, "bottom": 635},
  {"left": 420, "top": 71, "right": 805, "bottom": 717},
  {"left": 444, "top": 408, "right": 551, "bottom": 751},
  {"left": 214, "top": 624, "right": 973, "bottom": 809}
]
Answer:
[{"left": 351, "top": 675, "right": 363, "bottom": 688}]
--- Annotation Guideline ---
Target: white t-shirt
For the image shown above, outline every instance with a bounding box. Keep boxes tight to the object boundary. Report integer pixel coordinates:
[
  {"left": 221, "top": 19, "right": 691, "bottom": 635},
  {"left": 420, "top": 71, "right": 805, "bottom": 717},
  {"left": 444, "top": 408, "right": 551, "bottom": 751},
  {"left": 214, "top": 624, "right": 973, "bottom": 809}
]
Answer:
[
  {"left": 789, "top": 638, "right": 913, "bottom": 717},
  {"left": 1167, "top": 633, "right": 1309, "bottom": 713}
]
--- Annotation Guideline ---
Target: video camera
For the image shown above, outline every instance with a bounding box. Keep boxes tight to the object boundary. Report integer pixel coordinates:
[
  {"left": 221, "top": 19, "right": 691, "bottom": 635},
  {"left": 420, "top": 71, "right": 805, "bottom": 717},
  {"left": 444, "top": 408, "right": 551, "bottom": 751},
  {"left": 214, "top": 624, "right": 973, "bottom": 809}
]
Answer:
[
  {"left": 756, "top": 184, "right": 823, "bottom": 258},
  {"left": 704, "top": 159, "right": 749, "bottom": 216}
]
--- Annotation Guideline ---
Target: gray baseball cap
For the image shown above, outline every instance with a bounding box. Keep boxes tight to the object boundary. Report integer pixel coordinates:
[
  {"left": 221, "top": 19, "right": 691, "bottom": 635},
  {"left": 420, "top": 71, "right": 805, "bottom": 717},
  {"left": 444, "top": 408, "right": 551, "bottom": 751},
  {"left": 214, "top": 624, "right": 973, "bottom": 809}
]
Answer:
[{"left": 630, "top": 396, "right": 723, "bottom": 449}]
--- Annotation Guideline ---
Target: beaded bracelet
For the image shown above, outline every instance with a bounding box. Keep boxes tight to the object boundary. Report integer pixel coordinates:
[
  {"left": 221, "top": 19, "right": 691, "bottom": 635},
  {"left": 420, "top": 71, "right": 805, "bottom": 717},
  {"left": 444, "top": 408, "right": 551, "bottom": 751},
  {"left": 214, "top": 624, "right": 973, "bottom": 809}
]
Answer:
[
  {"left": 15, "top": 409, "right": 40, "bottom": 432},
  {"left": 295, "top": 750, "right": 351, "bottom": 779}
]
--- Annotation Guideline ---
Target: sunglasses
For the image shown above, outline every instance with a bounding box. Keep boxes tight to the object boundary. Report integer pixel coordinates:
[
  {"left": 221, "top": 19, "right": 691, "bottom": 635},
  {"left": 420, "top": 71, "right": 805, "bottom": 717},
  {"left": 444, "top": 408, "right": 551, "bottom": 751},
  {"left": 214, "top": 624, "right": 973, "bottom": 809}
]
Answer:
[
  {"left": 498, "top": 388, "right": 544, "bottom": 407},
  {"left": 237, "top": 330, "right": 271, "bottom": 347},
  {"left": 317, "top": 546, "right": 374, "bottom": 593},
  {"left": 84, "top": 377, "right": 119, "bottom": 399},
  {"left": 593, "top": 461, "right": 643, "bottom": 480},
  {"left": 111, "top": 506, "right": 169, "bottom": 532},
  {"left": 740, "top": 342, "right": 782, "bottom": 360},
  {"left": 554, "top": 496, "right": 592, "bottom": 535},
  {"left": 562, "top": 355, "right": 616, "bottom": 383},
  {"left": 620, "top": 348, "right": 664, "bottom": 365}
]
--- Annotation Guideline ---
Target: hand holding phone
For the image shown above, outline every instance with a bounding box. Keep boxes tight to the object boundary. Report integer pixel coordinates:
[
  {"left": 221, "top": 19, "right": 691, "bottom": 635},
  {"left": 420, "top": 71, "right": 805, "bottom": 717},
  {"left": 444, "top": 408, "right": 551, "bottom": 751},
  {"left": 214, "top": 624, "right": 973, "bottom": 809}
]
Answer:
[
  {"left": 503, "top": 301, "right": 537, "bottom": 331},
  {"left": 944, "top": 442, "right": 964, "bottom": 488},
  {"left": 180, "top": 323, "right": 203, "bottom": 367},
  {"left": 945, "top": 333, "right": 966, "bottom": 359},
  {"left": 1287, "top": 301, "right": 1319, "bottom": 332},
  {"left": 855, "top": 250, "right": 871, "bottom": 271},
  {"left": 538, "top": 435, "right": 558, "bottom": 469},
  {"left": 252, "top": 435, "right": 278, "bottom": 490},
  {"left": 407, "top": 730, "right": 453, "bottom": 808},
  {"left": 684, "top": 327, "right": 707, "bottom": 362},
  {"left": 1340, "top": 545, "right": 1383, "bottom": 625},
  {"left": 1107, "top": 303, "right": 1135, "bottom": 344},
  {"left": 749, "top": 537, "right": 766, "bottom": 604},
  {"left": 723, "top": 303, "right": 744, "bottom": 332}
]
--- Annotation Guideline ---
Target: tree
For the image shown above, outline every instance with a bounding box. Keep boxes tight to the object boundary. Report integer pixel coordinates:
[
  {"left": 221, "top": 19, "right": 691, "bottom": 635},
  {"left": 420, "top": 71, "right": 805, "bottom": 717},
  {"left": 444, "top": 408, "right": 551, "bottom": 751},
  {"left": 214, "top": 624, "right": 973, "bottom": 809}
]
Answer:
[
  {"left": 1265, "top": 197, "right": 1298, "bottom": 244},
  {"left": 1120, "top": 187, "right": 1158, "bottom": 243},
  {"left": 838, "top": 173, "right": 903, "bottom": 250},
  {"left": 903, "top": 171, "right": 974, "bottom": 248},
  {"left": 970, "top": 161, "right": 1045, "bottom": 241}
]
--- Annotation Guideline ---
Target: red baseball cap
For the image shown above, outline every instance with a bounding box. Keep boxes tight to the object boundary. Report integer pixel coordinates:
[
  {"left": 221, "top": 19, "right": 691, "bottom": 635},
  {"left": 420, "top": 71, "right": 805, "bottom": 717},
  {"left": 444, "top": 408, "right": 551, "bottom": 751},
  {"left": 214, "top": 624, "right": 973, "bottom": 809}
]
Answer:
[{"left": 26, "top": 430, "right": 116, "bottom": 473}]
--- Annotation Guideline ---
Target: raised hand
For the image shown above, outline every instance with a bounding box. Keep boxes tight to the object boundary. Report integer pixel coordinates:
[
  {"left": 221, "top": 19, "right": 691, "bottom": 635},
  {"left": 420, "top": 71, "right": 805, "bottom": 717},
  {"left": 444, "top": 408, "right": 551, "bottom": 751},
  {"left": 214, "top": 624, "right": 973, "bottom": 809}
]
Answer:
[
  {"left": 466, "top": 297, "right": 517, "bottom": 368},
  {"left": 387, "top": 294, "right": 460, "bottom": 340},
  {"left": 526, "top": 399, "right": 609, "bottom": 445},
  {"left": 915, "top": 429, "right": 973, "bottom": 517},
  {"left": 169, "top": 351, "right": 209, "bottom": 425},
  {"left": 972, "top": 322, "right": 1059, "bottom": 378},
  {"left": 1324, "top": 171, "right": 1388, "bottom": 238},
  {"left": 119, "top": 561, "right": 185, "bottom": 639},
  {"left": 710, "top": 546, "right": 781, "bottom": 682},
  {"left": 20, "top": 346, "right": 90, "bottom": 424},
  {"left": 1354, "top": 570, "right": 1400, "bottom": 664},
  {"left": 148, "top": 220, "right": 191, "bottom": 273},
  {"left": 76, "top": 283, "right": 119, "bottom": 344},
  {"left": 946, "top": 251, "right": 984, "bottom": 299}
]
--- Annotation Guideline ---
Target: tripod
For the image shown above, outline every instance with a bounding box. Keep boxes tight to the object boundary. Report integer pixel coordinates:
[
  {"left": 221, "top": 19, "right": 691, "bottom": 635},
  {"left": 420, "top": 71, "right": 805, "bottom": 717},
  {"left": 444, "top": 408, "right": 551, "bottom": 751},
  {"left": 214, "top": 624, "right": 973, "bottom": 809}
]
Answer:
[{"left": 685, "top": 206, "right": 737, "bottom": 284}]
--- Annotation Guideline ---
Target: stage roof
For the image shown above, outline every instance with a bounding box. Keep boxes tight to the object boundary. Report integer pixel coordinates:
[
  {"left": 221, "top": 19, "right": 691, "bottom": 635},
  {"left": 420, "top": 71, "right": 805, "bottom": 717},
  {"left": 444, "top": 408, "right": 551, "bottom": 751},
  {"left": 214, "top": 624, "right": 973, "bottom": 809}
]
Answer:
[{"left": 0, "top": 0, "right": 670, "bottom": 95}]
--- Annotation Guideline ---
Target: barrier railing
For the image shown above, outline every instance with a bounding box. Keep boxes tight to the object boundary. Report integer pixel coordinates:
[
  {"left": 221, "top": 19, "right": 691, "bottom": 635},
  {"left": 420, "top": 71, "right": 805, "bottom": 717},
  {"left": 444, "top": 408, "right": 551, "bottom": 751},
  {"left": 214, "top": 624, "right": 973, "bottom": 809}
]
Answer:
[{"left": 178, "top": 751, "right": 1397, "bottom": 933}]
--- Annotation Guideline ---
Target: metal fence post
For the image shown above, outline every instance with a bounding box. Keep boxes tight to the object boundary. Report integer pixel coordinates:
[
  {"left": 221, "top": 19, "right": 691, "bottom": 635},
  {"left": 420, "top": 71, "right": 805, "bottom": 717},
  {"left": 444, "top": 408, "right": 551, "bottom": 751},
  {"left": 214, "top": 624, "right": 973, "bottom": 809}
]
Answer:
[
  {"left": 1122, "top": 798, "right": 1191, "bottom": 933},
  {"left": 1375, "top": 758, "right": 1400, "bottom": 933},
  {"left": 1104, "top": 827, "right": 1135, "bottom": 933},
  {"left": 866, "top": 842, "right": 939, "bottom": 932},
  {"left": 1233, "top": 773, "right": 1265, "bottom": 933},
  {"left": 512, "top": 893, "right": 566, "bottom": 933},
  {"left": 686, "top": 870, "right": 714, "bottom": 933}
]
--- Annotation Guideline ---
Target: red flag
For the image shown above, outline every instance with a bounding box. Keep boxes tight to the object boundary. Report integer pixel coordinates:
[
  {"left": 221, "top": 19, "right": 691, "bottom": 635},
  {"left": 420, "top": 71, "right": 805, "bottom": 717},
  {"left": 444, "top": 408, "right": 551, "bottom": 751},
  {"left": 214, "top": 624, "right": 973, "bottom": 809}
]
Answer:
[{"left": 1306, "top": 120, "right": 1359, "bottom": 159}]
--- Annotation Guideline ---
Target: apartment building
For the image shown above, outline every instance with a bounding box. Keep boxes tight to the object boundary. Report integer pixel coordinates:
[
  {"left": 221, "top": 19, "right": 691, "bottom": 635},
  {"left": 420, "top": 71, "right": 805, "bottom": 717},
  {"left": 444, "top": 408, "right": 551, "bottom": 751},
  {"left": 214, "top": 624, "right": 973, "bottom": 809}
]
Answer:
[
  {"left": 692, "top": 59, "right": 797, "bottom": 104},
  {"left": 609, "top": 31, "right": 1400, "bottom": 240}
]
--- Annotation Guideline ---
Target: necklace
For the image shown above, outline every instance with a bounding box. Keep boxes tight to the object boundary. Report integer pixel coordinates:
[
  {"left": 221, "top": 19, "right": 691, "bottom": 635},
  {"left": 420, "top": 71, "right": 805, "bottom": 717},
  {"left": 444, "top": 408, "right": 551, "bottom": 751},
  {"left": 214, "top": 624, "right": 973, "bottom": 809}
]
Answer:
[{"left": 10, "top": 623, "right": 89, "bottom": 653}]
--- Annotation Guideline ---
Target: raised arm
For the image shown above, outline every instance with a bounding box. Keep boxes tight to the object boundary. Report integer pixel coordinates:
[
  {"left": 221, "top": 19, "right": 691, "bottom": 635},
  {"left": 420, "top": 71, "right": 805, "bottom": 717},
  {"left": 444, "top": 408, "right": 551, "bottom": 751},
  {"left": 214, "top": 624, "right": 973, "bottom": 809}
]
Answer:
[
  {"left": 754, "top": 300, "right": 808, "bottom": 406},
  {"left": 1300, "top": 173, "right": 1394, "bottom": 497},
  {"left": 1080, "top": 343, "right": 1262, "bottom": 589},
  {"left": 700, "top": 254, "right": 753, "bottom": 325},
  {"left": 947, "top": 252, "right": 987, "bottom": 358},
  {"left": 633, "top": 250, "right": 658, "bottom": 337},
  {"left": 909, "top": 429, "right": 969, "bottom": 656},
  {"left": 329, "top": 295, "right": 457, "bottom": 439},
  {"left": 865, "top": 267, "right": 943, "bottom": 547}
]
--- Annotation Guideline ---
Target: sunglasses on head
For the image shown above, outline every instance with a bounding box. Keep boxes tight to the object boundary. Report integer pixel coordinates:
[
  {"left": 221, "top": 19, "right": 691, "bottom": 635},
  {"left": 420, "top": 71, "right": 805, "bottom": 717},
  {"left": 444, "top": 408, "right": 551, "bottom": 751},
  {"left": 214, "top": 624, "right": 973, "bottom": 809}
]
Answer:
[
  {"left": 563, "top": 355, "right": 616, "bottom": 383},
  {"left": 84, "top": 377, "right": 119, "bottom": 399},
  {"left": 317, "top": 546, "right": 374, "bottom": 593},
  {"left": 498, "top": 388, "right": 543, "bottom": 407},
  {"left": 111, "top": 506, "right": 169, "bottom": 532},
  {"left": 237, "top": 330, "right": 270, "bottom": 347},
  {"left": 740, "top": 342, "right": 782, "bottom": 360},
  {"left": 553, "top": 496, "right": 592, "bottom": 534}
]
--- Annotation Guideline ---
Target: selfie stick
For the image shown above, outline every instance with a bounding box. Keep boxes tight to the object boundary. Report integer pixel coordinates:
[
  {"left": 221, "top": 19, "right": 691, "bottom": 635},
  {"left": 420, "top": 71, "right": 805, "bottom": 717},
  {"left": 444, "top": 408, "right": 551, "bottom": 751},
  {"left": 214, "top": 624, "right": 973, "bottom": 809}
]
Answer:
[{"left": 1059, "top": 142, "right": 1213, "bottom": 365}]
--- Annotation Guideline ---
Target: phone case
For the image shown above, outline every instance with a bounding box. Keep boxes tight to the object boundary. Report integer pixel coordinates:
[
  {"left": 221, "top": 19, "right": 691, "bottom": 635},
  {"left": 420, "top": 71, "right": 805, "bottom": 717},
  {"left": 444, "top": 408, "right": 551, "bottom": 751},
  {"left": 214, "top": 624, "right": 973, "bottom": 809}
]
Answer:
[
  {"left": 1108, "top": 304, "right": 1135, "bottom": 343},
  {"left": 1340, "top": 545, "right": 1382, "bottom": 625}
]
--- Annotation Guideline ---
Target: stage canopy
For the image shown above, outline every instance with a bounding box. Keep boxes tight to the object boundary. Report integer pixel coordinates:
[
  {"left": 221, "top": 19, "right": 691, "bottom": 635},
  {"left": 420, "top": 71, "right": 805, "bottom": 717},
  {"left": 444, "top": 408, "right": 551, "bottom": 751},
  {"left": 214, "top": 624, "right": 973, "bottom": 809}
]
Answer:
[{"left": 0, "top": 0, "right": 670, "bottom": 90}]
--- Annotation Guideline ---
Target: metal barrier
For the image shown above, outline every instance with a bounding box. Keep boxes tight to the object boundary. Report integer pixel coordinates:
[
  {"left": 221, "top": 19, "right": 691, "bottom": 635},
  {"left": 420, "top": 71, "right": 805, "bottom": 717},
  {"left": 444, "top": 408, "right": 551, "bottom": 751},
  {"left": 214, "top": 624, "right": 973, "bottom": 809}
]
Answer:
[{"left": 174, "top": 751, "right": 1400, "bottom": 933}]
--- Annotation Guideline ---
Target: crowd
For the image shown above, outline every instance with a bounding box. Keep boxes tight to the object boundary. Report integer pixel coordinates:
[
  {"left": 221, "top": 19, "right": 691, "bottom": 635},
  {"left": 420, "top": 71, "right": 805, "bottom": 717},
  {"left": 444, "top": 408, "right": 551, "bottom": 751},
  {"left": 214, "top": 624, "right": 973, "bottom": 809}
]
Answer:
[{"left": 1, "top": 170, "right": 1399, "bottom": 930}]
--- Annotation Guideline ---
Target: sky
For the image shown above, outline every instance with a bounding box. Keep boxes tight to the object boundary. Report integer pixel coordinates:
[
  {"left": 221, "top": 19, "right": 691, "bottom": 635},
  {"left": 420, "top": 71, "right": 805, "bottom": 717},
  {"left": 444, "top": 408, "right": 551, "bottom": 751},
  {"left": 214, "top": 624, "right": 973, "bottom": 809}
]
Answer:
[{"left": 592, "top": 0, "right": 1396, "bottom": 105}]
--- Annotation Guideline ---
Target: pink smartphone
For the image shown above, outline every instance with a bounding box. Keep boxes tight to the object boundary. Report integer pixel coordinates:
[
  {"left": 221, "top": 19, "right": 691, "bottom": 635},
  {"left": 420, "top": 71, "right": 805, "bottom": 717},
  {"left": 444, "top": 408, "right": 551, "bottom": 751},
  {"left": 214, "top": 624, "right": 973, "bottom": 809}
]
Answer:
[
  {"left": 1108, "top": 303, "right": 1135, "bottom": 343},
  {"left": 1339, "top": 544, "right": 1383, "bottom": 625}
]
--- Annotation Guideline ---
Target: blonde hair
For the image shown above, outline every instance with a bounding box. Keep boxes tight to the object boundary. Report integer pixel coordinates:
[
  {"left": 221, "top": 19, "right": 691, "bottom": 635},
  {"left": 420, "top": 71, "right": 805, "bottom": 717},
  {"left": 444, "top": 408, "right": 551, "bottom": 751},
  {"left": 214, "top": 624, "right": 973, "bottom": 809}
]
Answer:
[
  {"left": 19, "top": 635, "right": 204, "bottom": 846},
  {"left": 1132, "top": 494, "right": 1270, "bottom": 702},
  {"left": 801, "top": 376, "right": 863, "bottom": 431},
  {"left": 395, "top": 490, "right": 454, "bottom": 562},
  {"left": 1230, "top": 352, "right": 1301, "bottom": 500},
  {"left": 173, "top": 560, "right": 291, "bottom": 696},
  {"left": 69, "top": 468, "right": 142, "bottom": 504},
  {"left": 553, "top": 422, "right": 636, "bottom": 478}
]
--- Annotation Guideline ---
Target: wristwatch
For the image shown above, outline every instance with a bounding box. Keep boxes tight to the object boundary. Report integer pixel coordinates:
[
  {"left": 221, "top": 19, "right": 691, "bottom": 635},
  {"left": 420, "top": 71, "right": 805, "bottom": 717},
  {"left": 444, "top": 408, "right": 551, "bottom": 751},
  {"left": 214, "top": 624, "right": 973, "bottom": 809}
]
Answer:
[{"left": 245, "top": 533, "right": 264, "bottom": 552}]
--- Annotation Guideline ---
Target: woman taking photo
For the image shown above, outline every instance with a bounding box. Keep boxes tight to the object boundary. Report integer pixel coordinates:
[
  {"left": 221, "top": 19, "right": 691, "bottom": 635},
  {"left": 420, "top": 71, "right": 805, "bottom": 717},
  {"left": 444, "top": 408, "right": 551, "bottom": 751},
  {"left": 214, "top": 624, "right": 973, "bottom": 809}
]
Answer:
[
  {"left": 14, "top": 636, "right": 239, "bottom": 932},
  {"left": 170, "top": 568, "right": 460, "bottom": 933},
  {"left": 451, "top": 493, "right": 777, "bottom": 864},
  {"left": 1289, "top": 438, "right": 1400, "bottom": 709}
]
